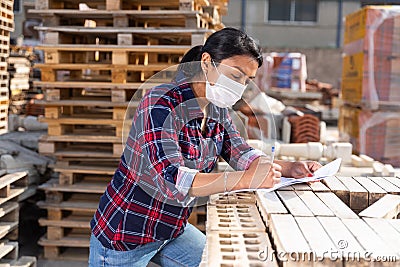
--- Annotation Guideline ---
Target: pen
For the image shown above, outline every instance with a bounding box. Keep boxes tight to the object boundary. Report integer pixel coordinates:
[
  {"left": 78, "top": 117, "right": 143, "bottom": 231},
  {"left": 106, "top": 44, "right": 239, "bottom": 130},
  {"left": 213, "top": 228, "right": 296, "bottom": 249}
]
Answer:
[{"left": 270, "top": 146, "right": 275, "bottom": 164}]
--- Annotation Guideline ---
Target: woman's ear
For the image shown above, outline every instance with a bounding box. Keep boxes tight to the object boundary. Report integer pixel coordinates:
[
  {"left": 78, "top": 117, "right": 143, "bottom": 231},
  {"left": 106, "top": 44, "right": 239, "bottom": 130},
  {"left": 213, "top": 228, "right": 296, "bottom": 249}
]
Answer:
[{"left": 200, "top": 52, "right": 212, "bottom": 71}]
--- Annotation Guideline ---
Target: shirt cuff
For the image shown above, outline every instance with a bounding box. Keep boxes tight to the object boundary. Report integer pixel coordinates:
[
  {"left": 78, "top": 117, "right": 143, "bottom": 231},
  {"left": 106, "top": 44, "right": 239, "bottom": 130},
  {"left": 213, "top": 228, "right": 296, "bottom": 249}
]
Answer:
[
  {"left": 237, "top": 149, "right": 266, "bottom": 171},
  {"left": 176, "top": 166, "right": 199, "bottom": 197}
]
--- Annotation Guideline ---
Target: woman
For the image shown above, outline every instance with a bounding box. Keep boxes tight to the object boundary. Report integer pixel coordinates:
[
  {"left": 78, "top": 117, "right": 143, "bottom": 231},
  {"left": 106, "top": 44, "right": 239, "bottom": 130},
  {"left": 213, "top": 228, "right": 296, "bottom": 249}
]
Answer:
[{"left": 89, "top": 28, "right": 321, "bottom": 267}]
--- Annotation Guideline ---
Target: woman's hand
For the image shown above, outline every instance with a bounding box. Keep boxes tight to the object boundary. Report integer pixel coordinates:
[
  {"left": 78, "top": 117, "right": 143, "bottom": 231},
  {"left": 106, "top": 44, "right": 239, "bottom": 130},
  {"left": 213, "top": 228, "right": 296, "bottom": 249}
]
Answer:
[
  {"left": 240, "top": 157, "right": 282, "bottom": 189},
  {"left": 289, "top": 161, "right": 322, "bottom": 178}
]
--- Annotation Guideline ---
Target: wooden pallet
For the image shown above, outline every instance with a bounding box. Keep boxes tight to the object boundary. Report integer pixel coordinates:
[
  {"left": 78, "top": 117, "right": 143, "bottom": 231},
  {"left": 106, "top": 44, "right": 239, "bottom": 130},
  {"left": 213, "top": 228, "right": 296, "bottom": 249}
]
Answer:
[
  {"left": 35, "top": 0, "right": 209, "bottom": 11},
  {"left": 38, "top": 235, "right": 89, "bottom": 261},
  {"left": 52, "top": 163, "right": 115, "bottom": 185},
  {"left": 40, "top": 178, "right": 109, "bottom": 197},
  {"left": 0, "top": 202, "right": 19, "bottom": 241},
  {"left": 36, "top": 63, "right": 175, "bottom": 83},
  {"left": 36, "top": 26, "right": 211, "bottom": 46},
  {"left": 0, "top": 256, "right": 37, "bottom": 267},
  {"left": 188, "top": 205, "right": 206, "bottom": 232},
  {"left": 0, "top": 96, "right": 7, "bottom": 134},
  {"left": 0, "top": 240, "right": 18, "bottom": 262},
  {"left": 41, "top": 100, "right": 137, "bottom": 119},
  {"left": 34, "top": 80, "right": 161, "bottom": 102},
  {"left": 37, "top": 195, "right": 99, "bottom": 221},
  {"left": 29, "top": 9, "right": 211, "bottom": 29},
  {"left": 0, "top": 172, "right": 28, "bottom": 206},
  {"left": 39, "top": 116, "right": 131, "bottom": 138}
]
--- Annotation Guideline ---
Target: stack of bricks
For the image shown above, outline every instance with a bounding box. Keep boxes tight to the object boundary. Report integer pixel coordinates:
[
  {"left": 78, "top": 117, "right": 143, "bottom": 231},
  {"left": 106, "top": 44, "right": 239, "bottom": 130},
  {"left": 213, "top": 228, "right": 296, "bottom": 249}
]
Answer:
[
  {"left": 0, "top": 0, "right": 14, "bottom": 134},
  {"left": 200, "top": 192, "right": 277, "bottom": 266},
  {"left": 32, "top": 0, "right": 228, "bottom": 260},
  {"left": 202, "top": 176, "right": 400, "bottom": 266},
  {"left": 339, "top": 6, "right": 400, "bottom": 167},
  {"left": 287, "top": 114, "right": 320, "bottom": 143}
]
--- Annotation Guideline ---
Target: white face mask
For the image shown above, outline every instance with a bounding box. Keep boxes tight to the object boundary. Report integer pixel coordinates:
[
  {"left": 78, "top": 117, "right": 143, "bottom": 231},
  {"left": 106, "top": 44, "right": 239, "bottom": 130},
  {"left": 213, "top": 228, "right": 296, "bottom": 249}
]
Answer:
[{"left": 204, "top": 62, "right": 247, "bottom": 108}]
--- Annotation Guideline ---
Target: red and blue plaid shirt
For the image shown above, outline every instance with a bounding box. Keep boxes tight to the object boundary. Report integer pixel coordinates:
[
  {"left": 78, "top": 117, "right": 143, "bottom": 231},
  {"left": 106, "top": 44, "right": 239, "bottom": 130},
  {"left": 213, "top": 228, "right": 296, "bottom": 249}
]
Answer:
[{"left": 91, "top": 77, "right": 262, "bottom": 251}]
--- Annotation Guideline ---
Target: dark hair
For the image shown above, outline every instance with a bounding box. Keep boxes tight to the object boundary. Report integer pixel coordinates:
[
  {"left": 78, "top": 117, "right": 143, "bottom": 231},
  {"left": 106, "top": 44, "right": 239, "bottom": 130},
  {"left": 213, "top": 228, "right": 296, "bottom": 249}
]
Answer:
[{"left": 178, "top": 28, "right": 263, "bottom": 79}]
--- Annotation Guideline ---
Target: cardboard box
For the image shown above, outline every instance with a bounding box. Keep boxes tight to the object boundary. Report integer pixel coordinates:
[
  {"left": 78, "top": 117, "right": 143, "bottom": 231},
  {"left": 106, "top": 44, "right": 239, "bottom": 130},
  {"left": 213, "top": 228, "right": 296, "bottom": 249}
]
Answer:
[
  {"left": 255, "top": 52, "right": 307, "bottom": 92},
  {"left": 339, "top": 105, "right": 400, "bottom": 166},
  {"left": 342, "top": 6, "right": 400, "bottom": 107}
]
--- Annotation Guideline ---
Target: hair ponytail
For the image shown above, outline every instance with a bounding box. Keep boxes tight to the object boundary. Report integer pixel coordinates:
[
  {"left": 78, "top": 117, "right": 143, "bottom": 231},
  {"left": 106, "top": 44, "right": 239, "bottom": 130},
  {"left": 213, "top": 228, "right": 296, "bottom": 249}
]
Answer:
[
  {"left": 180, "top": 45, "right": 203, "bottom": 63},
  {"left": 177, "top": 28, "right": 263, "bottom": 80}
]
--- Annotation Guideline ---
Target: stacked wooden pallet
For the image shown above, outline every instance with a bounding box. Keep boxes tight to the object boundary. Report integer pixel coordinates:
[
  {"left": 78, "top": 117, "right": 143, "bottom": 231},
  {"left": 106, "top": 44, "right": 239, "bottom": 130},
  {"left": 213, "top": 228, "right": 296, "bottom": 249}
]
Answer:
[
  {"left": 32, "top": 0, "right": 227, "bottom": 260},
  {"left": 202, "top": 176, "right": 400, "bottom": 266},
  {"left": 0, "top": 0, "right": 14, "bottom": 134},
  {"left": 0, "top": 170, "right": 37, "bottom": 267},
  {"left": 7, "top": 55, "right": 31, "bottom": 115}
]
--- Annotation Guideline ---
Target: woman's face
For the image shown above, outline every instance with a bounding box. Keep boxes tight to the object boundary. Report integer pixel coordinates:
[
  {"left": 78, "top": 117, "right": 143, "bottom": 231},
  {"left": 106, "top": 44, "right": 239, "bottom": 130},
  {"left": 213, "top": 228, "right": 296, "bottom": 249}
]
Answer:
[
  {"left": 209, "top": 55, "right": 259, "bottom": 86},
  {"left": 198, "top": 53, "right": 259, "bottom": 98}
]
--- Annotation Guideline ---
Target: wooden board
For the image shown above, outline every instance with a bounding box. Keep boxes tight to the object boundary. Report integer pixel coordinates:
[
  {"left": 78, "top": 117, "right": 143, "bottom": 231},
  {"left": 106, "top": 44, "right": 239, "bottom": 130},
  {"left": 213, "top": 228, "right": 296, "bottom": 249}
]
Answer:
[
  {"left": 359, "top": 194, "right": 400, "bottom": 219},
  {"left": 38, "top": 234, "right": 89, "bottom": 260},
  {"left": 39, "top": 134, "right": 124, "bottom": 158},
  {"left": 0, "top": 256, "right": 37, "bottom": 267},
  {"left": 40, "top": 180, "right": 108, "bottom": 195},
  {"left": 35, "top": 26, "right": 212, "bottom": 35},
  {"left": 0, "top": 241, "right": 18, "bottom": 261}
]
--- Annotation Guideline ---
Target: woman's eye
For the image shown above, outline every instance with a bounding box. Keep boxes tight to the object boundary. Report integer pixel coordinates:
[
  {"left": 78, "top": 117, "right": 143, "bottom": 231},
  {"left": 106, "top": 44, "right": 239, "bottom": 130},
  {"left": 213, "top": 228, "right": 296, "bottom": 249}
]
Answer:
[{"left": 231, "top": 74, "right": 242, "bottom": 81}]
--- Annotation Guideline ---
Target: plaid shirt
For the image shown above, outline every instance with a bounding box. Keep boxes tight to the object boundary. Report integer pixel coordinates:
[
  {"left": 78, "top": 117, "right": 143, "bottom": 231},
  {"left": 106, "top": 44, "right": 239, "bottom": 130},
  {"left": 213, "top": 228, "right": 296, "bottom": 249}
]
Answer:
[{"left": 90, "top": 77, "right": 262, "bottom": 251}]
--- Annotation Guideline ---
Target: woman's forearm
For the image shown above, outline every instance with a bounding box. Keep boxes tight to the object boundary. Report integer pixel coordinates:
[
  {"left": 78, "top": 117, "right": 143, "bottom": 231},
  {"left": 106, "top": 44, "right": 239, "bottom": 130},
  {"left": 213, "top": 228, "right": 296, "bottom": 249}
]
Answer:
[{"left": 189, "top": 171, "right": 247, "bottom": 197}]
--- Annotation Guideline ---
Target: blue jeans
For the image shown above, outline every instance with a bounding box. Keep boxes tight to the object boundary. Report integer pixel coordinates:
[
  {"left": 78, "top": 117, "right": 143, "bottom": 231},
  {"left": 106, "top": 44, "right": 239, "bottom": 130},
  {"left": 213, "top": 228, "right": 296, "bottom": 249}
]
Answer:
[{"left": 88, "top": 223, "right": 206, "bottom": 267}]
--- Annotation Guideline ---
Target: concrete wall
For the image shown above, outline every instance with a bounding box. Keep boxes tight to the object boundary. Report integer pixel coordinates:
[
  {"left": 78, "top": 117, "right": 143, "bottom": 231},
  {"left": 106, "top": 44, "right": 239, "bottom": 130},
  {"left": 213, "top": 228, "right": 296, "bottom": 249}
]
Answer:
[
  {"left": 222, "top": 0, "right": 361, "bottom": 48},
  {"left": 11, "top": 0, "right": 36, "bottom": 40}
]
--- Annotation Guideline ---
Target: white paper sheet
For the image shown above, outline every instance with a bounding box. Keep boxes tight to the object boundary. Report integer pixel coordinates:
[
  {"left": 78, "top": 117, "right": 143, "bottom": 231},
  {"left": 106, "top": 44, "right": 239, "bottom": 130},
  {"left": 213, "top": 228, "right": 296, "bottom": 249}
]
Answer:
[{"left": 228, "top": 158, "right": 342, "bottom": 193}]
